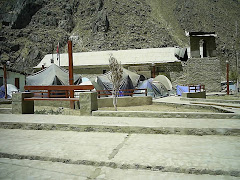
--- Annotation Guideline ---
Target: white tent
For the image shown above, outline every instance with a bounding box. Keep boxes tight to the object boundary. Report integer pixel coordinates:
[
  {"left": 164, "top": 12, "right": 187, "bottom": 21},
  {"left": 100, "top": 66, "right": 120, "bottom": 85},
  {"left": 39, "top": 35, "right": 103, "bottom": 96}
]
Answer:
[
  {"left": 153, "top": 75, "right": 172, "bottom": 91},
  {"left": 26, "top": 64, "right": 82, "bottom": 86}
]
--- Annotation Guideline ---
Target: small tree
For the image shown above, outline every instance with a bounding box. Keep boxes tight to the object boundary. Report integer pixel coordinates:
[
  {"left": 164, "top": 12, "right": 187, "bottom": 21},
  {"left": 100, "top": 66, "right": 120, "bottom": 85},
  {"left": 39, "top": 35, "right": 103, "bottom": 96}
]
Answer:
[{"left": 108, "top": 54, "right": 123, "bottom": 111}]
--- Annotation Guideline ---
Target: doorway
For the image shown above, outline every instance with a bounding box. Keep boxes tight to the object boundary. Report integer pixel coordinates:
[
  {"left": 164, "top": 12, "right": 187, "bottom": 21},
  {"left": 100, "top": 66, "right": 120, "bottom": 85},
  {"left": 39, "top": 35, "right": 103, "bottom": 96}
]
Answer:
[{"left": 15, "top": 78, "right": 20, "bottom": 89}]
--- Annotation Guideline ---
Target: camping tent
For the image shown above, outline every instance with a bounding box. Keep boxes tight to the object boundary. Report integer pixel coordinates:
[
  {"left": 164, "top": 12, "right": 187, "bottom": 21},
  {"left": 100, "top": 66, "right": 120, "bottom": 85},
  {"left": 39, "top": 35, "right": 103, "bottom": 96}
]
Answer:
[
  {"left": 134, "top": 79, "right": 161, "bottom": 97},
  {"left": 26, "top": 64, "right": 82, "bottom": 85},
  {"left": 152, "top": 81, "right": 169, "bottom": 97},
  {"left": 80, "top": 77, "right": 92, "bottom": 85},
  {"left": 97, "top": 68, "right": 140, "bottom": 92},
  {"left": 153, "top": 75, "right": 172, "bottom": 91},
  {"left": 0, "top": 84, "right": 19, "bottom": 99}
]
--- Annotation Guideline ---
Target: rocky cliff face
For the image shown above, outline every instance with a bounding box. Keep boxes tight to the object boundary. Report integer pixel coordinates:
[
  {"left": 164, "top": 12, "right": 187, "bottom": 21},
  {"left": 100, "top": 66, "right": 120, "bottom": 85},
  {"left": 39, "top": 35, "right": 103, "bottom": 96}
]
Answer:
[{"left": 0, "top": 0, "right": 239, "bottom": 74}]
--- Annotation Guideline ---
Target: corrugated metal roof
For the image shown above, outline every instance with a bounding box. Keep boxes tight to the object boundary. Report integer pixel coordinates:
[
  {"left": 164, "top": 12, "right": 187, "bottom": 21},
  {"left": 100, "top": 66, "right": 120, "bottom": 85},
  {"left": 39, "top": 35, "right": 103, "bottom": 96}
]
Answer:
[{"left": 35, "top": 47, "right": 180, "bottom": 69}]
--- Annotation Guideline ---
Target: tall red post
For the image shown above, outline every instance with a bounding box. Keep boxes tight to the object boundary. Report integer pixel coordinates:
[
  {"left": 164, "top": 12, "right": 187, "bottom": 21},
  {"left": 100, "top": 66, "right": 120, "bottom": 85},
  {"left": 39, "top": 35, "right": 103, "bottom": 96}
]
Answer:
[
  {"left": 68, "top": 40, "right": 74, "bottom": 109},
  {"left": 3, "top": 63, "right": 7, "bottom": 99},
  {"left": 226, "top": 60, "right": 229, "bottom": 95}
]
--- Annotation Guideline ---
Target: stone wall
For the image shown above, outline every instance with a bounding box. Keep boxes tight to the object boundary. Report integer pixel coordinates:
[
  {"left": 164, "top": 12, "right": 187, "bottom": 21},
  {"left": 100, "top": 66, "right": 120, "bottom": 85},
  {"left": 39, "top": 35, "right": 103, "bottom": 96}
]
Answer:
[
  {"left": 170, "top": 58, "right": 221, "bottom": 92},
  {"left": 187, "top": 58, "right": 221, "bottom": 92}
]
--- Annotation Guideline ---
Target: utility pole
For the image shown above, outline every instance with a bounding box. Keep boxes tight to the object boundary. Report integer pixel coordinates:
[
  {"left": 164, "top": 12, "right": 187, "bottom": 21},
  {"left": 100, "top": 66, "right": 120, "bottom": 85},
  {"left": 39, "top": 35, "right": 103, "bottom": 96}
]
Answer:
[
  {"left": 3, "top": 62, "right": 7, "bottom": 99},
  {"left": 236, "top": 21, "right": 239, "bottom": 93},
  {"left": 226, "top": 60, "right": 229, "bottom": 95},
  {"left": 68, "top": 40, "right": 74, "bottom": 109}
]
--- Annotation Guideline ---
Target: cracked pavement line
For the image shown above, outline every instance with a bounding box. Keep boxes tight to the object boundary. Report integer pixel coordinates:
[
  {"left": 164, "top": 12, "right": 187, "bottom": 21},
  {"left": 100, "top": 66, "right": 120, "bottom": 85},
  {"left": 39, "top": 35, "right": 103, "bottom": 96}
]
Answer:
[{"left": 108, "top": 134, "right": 130, "bottom": 160}]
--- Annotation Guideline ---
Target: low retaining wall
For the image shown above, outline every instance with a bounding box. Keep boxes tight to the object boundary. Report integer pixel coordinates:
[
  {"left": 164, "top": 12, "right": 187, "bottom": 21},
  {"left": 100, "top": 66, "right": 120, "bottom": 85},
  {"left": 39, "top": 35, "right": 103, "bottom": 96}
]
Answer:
[
  {"left": 93, "top": 111, "right": 240, "bottom": 119},
  {"left": 98, "top": 96, "right": 152, "bottom": 108},
  {"left": 182, "top": 91, "right": 206, "bottom": 98},
  {"left": 34, "top": 96, "right": 152, "bottom": 108}
]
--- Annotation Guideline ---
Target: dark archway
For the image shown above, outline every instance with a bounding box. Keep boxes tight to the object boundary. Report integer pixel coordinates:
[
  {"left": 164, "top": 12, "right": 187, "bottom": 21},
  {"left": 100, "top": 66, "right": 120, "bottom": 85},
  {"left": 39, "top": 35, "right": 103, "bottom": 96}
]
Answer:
[{"left": 203, "top": 40, "right": 207, "bottom": 57}]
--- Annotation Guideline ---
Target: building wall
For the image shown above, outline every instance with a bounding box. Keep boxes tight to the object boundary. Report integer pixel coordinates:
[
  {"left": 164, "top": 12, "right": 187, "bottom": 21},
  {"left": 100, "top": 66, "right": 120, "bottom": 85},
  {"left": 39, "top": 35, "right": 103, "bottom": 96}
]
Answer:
[
  {"left": 186, "top": 57, "right": 221, "bottom": 92},
  {"left": 0, "top": 70, "right": 26, "bottom": 91},
  {"left": 171, "top": 58, "right": 221, "bottom": 92}
]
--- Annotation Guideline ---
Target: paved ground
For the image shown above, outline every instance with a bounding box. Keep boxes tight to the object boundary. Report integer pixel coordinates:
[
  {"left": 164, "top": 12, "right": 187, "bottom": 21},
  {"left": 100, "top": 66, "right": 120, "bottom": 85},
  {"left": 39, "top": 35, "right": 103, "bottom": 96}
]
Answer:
[
  {"left": 1, "top": 114, "right": 240, "bottom": 129},
  {"left": 0, "top": 95, "right": 240, "bottom": 179},
  {"left": 0, "top": 158, "right": 239, "bottom": 180},
  {"left": 153, "top": 96, "right": 240, "bottom": 114},
  {"left": 0, "top": 128, "right": 239, "bottom": 178},
  {"left": 1, "top": 114, "right": 239, "bottom": 136}
]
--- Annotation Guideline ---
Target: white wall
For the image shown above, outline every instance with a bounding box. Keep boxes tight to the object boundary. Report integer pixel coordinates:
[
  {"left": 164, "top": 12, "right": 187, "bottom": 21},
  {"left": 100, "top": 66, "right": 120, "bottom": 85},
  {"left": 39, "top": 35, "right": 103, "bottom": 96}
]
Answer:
[{"left": 0, "top": 69, "right": 26, "bottom": 91}]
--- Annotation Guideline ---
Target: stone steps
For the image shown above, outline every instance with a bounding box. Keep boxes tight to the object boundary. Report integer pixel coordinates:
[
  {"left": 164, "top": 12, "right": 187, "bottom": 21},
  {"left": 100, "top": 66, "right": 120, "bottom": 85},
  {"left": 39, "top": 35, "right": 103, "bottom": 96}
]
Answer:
[{"left": 0, "top": 108, "right": 12, "bottom": 114}]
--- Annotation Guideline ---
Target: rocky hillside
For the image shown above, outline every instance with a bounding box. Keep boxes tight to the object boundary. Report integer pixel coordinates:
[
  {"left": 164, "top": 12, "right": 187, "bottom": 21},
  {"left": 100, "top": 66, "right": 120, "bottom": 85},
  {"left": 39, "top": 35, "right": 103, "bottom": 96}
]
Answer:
[{"left": 0, "top": 0, "right": 239, "bottom": 74}]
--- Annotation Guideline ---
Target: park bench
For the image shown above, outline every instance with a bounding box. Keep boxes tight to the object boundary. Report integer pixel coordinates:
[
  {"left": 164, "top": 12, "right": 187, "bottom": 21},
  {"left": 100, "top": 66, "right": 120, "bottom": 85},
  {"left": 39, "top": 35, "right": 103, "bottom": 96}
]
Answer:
[{"left": 24, "top": 85, "right": 95, "bottom": 108}]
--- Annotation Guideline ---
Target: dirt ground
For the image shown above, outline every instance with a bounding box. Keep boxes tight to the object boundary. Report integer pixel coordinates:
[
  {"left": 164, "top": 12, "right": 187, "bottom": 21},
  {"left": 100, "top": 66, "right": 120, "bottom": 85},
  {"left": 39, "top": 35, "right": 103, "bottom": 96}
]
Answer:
[
  {"left": 0, "top": 102, "right": 221, "bottom": 114},
  {"left": 98, "top": 104, "right": 215, "bottom": 113},
  {"left": 206, "top": 95, "right": 240, "bottom": 100}
]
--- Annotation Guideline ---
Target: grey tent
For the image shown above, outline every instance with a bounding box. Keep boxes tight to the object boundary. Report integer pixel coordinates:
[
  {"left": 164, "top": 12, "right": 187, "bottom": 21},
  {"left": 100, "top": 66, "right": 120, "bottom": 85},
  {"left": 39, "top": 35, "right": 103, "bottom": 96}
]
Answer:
[
  {"left": 26, "top": 64, "right": 82, "bottom": 85},
  {"left": 97, "top": 68, "right": 140, "bottom": 92},
  {"left": 134, "top": 79, "right": 161, "bottom": 97},
  {"left": 152, "top": 81, "right": 169, "bottom": 97}
]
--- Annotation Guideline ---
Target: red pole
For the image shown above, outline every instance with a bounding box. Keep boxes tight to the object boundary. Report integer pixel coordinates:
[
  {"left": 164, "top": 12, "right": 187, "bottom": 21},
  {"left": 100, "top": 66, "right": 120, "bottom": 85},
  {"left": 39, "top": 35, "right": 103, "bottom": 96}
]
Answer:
[
  {"left": 226, "top": 60, "right": 229, "bottom": 95},
  {"left": 68, "top": 40, "right": 74, "bottom": 109},
  {"left": 3, "top": 63, "right": 7, "bottom": 99}
]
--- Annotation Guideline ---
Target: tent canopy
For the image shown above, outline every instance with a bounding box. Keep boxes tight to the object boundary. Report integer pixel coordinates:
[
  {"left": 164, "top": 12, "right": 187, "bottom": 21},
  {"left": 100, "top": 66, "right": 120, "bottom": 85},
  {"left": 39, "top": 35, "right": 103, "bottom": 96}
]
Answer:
[
  {"left": 152, "top": 81, "right": 169, "bottom": 97},
  {"left": 134, "top": 79, "right": 161, "bottom": 97},
  {"left": 153, "top": 75, "right": 172, "bottom": 91},
  {"left": 26, "top": 64, "right": 82, "bottom": 86},
  {"left": 97, "top": 68, "right": 140, "bottom": 91}
]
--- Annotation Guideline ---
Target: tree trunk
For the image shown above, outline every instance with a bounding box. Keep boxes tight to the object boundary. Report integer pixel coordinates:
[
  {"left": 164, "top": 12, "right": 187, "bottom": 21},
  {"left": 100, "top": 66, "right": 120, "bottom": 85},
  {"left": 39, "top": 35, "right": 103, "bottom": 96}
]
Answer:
[{"left": 112, "top": 89, "right": 118, "bottom": 111}]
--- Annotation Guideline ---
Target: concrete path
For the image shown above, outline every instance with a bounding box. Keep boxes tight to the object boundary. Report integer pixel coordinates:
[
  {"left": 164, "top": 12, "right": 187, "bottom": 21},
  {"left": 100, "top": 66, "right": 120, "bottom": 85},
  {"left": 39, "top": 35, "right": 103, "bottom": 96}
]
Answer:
[
  {"left": 0, "top": 129, "right": 239, "bottom": 177},
  {"left": 0, "top": 113, "right": 239, "bottom": 179},
  {"left": 0, "top": 158, "right": 238, "bottom": 180},
  {"left": 153, "top": 96, "right": 240, "bottom": 114},
  {"left": 1, "top": 114, "right": 240, "bottom": 135}
]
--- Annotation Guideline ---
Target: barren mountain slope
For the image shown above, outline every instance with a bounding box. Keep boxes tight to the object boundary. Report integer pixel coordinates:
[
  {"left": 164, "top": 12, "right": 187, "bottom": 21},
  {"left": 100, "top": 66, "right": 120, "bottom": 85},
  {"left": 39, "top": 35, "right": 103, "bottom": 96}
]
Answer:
[{"left": 0, "top": 0, "right": 239, "bottom": 74}]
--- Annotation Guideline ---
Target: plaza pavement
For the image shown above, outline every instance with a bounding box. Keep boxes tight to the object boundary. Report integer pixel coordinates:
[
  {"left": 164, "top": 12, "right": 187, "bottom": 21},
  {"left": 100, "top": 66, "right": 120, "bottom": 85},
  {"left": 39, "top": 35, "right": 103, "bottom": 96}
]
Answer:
[{"left": 0, "top": 113, "right": 240, "bottom": 179}]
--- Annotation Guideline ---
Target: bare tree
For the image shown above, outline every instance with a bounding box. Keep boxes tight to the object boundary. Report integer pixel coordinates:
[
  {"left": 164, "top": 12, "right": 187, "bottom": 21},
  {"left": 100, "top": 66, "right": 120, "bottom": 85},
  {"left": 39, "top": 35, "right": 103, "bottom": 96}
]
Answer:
[{"left": 108, "top": 54, "right": 123, "bottom": 111}]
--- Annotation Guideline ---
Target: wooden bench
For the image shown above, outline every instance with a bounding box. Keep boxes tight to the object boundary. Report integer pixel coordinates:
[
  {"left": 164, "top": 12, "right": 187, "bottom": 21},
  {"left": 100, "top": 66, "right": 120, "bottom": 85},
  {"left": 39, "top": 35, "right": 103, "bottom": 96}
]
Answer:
[
  {"left": 97, "top": 89, "right": 147, "bottom": 98},
  {"left": 24, "top": 97, "right": 79, "bottom": 101},
  {"left": 24, "top": 85, "right": 95, "bottom": 109}
]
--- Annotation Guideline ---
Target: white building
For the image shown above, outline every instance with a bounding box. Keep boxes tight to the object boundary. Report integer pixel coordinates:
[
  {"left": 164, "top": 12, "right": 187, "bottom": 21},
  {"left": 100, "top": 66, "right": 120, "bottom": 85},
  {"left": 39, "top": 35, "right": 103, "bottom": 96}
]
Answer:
[
  {"left": 35, "top": 47, "right": 184, "bottom": 79},
  {"left": 0, "top": 67, "right": 26, "bottom": 91}
]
